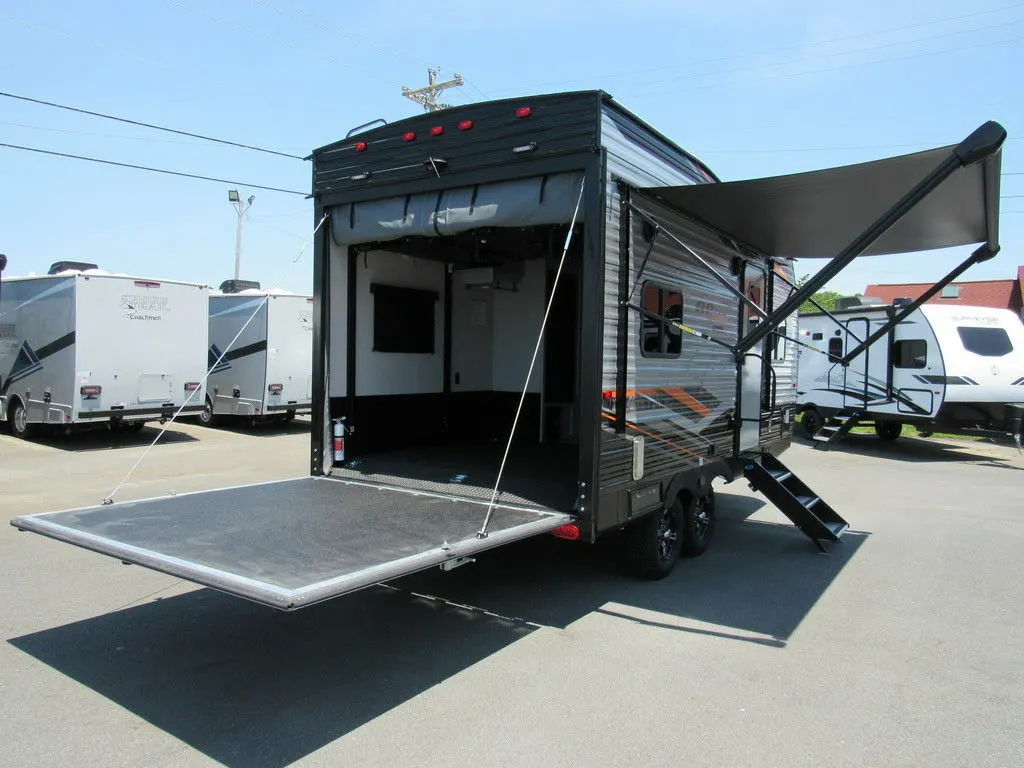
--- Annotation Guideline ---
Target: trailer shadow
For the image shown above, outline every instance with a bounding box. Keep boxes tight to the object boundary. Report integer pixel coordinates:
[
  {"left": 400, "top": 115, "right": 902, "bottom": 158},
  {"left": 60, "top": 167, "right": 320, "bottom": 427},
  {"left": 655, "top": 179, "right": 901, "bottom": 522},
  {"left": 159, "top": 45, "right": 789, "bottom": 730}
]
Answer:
[
  {"left": 8, "top": 489, "right": 865, "bottom": 768},
  {"left": 795, "top": 432, "right": 1023, "bottom": 468},
  {"left": 195, "top": 416, "right": 312, "bottom": 437},
  {"left": 28, "top": 424, "right": 199, "bottom": 452}
]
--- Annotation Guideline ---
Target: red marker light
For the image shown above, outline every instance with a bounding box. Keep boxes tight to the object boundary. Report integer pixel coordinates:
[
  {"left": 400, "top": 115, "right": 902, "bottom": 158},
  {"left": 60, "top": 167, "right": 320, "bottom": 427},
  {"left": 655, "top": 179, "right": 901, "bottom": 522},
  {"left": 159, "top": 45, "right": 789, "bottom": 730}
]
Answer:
[
  {"left": 430, "top": 126, "right": 444, "bottom": 136},
  {"left": 268, "top": 383, "right": 284, "bottom": 394},
  {"left": 551, "top": 524, "right": 580, "bottom": 541},
  {"left": 80, "top": 385, "right": 102, "bottom": 396},
  {"left": 403, "top": 131, "right": 417, "bottom": 142},
  {"left": 354, "top": 141, "right": 368, "bottom": 152},
  {"left": 458, "top": 120, "right": 474, "bottom": 131},
  {"left": 515, "top": 107, "right": 532, "bottom": 118}
]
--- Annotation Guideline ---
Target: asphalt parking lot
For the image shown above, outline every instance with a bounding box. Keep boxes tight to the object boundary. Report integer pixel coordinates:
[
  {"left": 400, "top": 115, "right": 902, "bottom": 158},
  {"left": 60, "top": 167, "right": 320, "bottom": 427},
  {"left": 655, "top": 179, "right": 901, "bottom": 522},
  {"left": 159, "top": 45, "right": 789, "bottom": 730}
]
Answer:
[{"left": 1, "top": 421, "right": 1022, "bottom": 768}]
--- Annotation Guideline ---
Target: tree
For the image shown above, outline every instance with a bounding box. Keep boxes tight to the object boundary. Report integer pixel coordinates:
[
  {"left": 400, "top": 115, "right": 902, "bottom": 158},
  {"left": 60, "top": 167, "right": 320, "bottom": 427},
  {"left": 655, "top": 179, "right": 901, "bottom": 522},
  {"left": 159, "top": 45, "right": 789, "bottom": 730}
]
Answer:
[{"left": 795, "top": 273, "right": 848, "bottom": 313}]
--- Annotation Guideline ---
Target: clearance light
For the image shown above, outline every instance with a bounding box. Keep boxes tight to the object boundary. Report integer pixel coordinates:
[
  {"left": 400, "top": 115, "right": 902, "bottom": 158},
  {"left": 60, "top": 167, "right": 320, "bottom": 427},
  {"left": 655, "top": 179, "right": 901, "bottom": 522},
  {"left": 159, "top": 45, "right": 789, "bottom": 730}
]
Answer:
[
  {"left": 403, "top": 131, "right": 417, "bottom": 142},
  {"left": 430, "top": 126, "right": 444, "bottom": 136},
  {"left": 268, "top": 383, "right": 284, "bottom": 393},
  {"left": 134, "top": 280, "right": 160, "bottom": 288},
  {"left": 512, "top": 142, "right": 537, "bottom": 154},
  {"left": 458, "top": 120, "right": 474, "bottom": 131},
  {"left": 515, "top": 107, "right": 533, "bottom": 118},
  {"left": 80, "top": 385, "right": 102, "bottom": 396},
  {"left": 354, "top": 141, "right": 368, "bottom": 152},
  {"left": 184, "top": 382, "right": 201, "bottom": 391},
  {"left": 551, "top": 524, "right": 580, "bottom": 540}
]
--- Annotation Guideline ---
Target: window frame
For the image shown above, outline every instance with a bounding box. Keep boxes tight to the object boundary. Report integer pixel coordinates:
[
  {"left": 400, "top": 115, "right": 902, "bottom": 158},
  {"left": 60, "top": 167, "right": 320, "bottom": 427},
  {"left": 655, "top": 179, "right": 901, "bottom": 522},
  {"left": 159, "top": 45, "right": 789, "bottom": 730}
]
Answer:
[
  {"left": 369, "top": 282, "right": 439, "bottom": 354},
  {"left": 956, "top": 326, "right": 1013, "bottom": 357},
  {"left": 639, "top": 281, "right": 684, "bottom": 359},
  {"left": 893, "top": 338, "right": 928, "bottom": 369}
]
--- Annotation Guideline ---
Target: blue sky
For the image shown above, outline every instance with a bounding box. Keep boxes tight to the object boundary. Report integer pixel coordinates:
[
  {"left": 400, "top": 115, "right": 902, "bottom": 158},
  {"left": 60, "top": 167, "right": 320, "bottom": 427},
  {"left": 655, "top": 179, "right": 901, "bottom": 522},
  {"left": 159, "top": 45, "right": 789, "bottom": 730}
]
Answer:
[{"left": 1, "top": 0, "right": 1021, "bottom": 296}]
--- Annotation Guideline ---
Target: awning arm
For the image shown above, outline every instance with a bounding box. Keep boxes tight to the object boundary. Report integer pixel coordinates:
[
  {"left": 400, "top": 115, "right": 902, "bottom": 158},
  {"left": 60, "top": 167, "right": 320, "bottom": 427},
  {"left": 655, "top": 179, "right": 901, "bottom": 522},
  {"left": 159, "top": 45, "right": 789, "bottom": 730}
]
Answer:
[
  {"left": 839, "top": 242, "right": 999, "bottom": 365},
  {"left": 771, "top": 267, "right": 863, "bottom": 345},
  {"left": 735, "top": 120, "right": 1006, "bottom": 357},
  {"left": 628, "top": 201, "right": 769, "bottom": 321}
]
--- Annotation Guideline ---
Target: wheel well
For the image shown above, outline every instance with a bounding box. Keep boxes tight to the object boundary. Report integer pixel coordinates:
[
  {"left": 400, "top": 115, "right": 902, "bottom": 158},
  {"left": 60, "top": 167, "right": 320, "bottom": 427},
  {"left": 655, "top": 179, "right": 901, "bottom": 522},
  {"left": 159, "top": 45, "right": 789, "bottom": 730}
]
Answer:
[
  {"left": 664, "top": 460, "right": 730, "bottom": 509},
  {"left": 6, "top": 394, "right": 25, "bottom": 419}
]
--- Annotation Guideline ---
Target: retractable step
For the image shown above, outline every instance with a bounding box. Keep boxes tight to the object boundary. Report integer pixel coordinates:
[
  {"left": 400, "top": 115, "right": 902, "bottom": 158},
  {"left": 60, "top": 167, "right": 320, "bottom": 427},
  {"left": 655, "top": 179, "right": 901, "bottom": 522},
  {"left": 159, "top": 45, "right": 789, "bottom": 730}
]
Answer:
[
  {"left": 811, "top": 408, "right": 863, "bottom": 451},
  {"left": 743, "top": 453, "right": 849, "bottom": 549}
]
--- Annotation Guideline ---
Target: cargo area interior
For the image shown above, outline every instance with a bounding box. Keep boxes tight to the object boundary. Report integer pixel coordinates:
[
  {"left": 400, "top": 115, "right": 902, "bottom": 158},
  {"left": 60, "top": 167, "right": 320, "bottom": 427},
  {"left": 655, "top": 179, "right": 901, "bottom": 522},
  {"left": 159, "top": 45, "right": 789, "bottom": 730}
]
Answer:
[{"left": 329, "top": 221, "right": 583, "bottom": 512}]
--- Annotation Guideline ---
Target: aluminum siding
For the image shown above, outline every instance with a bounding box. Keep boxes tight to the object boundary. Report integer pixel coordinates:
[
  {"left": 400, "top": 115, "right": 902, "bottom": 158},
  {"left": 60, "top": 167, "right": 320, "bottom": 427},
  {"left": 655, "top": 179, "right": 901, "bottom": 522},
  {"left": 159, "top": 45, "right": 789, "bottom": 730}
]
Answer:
[{"left": 600, "top": 107, "right": 737, "bottom": 499}]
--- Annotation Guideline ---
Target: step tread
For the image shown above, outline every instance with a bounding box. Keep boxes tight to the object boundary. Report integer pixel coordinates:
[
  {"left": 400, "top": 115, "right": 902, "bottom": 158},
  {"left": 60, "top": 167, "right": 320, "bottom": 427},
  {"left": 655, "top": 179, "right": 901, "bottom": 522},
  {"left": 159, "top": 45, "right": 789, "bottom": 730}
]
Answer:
[{"left": 795, "top": 494, "right": 820, "bottom": 508}]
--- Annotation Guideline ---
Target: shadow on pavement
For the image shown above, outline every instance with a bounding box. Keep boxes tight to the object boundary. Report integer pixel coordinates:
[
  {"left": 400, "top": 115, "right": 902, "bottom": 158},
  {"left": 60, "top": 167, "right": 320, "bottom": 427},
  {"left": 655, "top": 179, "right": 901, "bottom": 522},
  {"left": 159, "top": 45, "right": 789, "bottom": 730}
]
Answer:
[
  {"left": 23, "top": 423, "right": 199, "bottom": 453},
  {"left": 794, "top": 431, "right": 1023, "bottom": 468},
  {"left": 8, "top": 486, "right": 866, "bottom": 768}
]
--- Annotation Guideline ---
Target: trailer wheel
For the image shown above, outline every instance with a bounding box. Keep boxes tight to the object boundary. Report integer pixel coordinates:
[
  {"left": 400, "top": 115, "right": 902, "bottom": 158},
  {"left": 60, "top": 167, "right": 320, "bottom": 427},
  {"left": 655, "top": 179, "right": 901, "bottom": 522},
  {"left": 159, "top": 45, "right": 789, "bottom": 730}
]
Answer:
[
  {"left": 680, "top": 488, "right": 716, "bottom": 557},
  {"left": 874, "top": 421, "right": 902, "bottom": 441},
  {"left": 915, "top": 427, "right": 933, "bottom": 438},
  {"left": 8, "top": 399, "right": 32, "bottom": 440},
  {"left": 198, "top": 397, "right": 217, "bottom": 427},
  {"left": 123, "top": 421, "right": 146, "bottom": 433},
  {"left": 626, "top": 498, "right": 683, "bottom": 580},
  {"left": 800, "top": 407, "right": 823, "bottom": 439}
]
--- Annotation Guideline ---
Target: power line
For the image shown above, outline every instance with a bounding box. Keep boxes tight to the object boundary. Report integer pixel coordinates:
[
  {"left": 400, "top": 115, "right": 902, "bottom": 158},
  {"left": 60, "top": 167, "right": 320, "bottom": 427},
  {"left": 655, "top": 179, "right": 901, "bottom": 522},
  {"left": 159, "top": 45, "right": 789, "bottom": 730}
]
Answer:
[
  {"left": 0, "top": 142, "right": 307, "bottom": 195},
  {"left": 0, "top": 90, "right": 305, "bottom": 160}
]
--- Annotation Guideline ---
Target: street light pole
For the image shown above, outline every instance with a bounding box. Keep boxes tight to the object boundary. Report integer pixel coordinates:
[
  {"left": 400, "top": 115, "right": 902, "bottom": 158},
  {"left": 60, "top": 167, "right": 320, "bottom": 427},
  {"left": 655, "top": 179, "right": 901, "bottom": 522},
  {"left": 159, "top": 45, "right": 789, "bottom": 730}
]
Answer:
[{"left": 228, "top": 190, "right": 255, "bottom": 280}]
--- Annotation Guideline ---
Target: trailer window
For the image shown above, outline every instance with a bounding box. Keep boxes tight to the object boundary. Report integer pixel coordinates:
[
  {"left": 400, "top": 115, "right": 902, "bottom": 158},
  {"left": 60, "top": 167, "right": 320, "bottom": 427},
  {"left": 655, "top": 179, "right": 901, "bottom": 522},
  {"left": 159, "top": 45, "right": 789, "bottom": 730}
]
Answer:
[
  {"left": 370, "top": 283, "right": 438, "bottom": 354},
  {"left": 957, "top": 326, "right": 1012, "bottom": 357},
  {"left": 827, "top": 337, "right": 843, "bottom": 363},
  {"left": 894, "top": 339, "right": 927, "bottom": 368},
  {"left": 640, "top": 283, "right": 683, "bottom": 358}
]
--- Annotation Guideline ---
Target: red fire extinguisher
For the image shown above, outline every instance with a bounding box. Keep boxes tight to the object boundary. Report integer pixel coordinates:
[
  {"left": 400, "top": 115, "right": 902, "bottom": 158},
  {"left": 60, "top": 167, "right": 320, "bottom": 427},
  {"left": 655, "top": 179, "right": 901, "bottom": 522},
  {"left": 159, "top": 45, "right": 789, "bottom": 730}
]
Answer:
[{"left": 333, "top": 418, "right": 346, "bottom": 464}]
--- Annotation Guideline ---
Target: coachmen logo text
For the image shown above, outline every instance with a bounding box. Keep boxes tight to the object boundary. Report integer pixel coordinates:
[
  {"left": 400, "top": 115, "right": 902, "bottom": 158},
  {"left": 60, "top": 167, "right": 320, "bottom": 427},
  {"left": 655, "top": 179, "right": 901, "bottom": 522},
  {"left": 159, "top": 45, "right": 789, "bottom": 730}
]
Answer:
[{"left": 121, "top": 294, "right": 169, "bottom": 321}]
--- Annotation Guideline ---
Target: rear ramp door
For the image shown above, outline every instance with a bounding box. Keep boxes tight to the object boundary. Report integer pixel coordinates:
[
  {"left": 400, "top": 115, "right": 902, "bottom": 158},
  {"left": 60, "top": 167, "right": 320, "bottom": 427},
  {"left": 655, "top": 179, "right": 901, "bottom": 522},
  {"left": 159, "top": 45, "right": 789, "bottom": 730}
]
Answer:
[{"left": 11, "top": 478, "right": 569, "bottom": 610}]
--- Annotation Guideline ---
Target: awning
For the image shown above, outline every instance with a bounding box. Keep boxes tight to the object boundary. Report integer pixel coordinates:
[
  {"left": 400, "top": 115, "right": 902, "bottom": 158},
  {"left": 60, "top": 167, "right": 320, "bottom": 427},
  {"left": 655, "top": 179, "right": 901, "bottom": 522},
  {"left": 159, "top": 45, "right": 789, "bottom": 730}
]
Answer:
[{"left": 639, "top": 140, "right": 1002, "bottom": 259}]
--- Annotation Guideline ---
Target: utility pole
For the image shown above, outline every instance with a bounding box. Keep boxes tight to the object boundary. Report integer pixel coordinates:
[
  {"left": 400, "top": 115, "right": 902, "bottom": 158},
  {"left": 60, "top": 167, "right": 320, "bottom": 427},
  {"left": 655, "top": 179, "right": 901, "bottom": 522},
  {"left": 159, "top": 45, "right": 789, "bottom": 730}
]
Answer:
[
  {"left": 227, "top": 189, "right": 255, "bottom": 280},
  {"left": 402, "top": 67, "right": 464, "bottom": 112}
]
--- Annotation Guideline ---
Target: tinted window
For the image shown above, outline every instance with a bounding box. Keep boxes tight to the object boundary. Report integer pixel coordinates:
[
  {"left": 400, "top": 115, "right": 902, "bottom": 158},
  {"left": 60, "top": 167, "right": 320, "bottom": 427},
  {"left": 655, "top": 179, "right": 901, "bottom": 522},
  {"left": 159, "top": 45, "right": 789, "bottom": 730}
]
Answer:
[
  {"left": 894, "top": 339, "right": 927, "bottom": 369},
  {"left": 640, "top": 283, "right": 683, "bottom": 358},
  {"left": 370, "top": 283, "right": 438, "bottom": 354},
  {"left": 827, "top": 337, "right": 843, "bottom": 363},
  {"left": 957, "top": 326, "right": 1012, "bottom": 357}
]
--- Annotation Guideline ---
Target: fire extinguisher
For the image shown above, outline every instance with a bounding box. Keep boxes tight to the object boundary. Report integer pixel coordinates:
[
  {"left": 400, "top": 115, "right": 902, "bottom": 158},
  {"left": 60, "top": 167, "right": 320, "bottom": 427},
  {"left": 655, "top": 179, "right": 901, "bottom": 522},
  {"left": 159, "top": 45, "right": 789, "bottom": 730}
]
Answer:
[{"left": 333, "top": 418, "right": 346, "bottom": 464}]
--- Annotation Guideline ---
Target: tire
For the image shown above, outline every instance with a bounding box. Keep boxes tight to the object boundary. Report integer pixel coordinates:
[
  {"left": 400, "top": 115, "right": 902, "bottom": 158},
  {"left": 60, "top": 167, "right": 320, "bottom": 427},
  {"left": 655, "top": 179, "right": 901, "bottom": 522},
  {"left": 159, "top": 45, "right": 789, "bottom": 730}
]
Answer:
[
  {"left": 874, "top": 421, "right": 902, "bottom": 441},
  {"left": 8, "top": 399, "right": 33, "bottom": 439},
  {"left": 625, "top": 498, "right": 683, "bottom": 580},
  {"left": 124, "top": 421, "right": 146, "bottom": 433},
  {"left": 680, "top": 489, "right": 716, "bottom": 558},
  {"left": 800, "top": 407, "right": 823, "bottom": 439},
  {"left": 198, "top": 397, "right": 217, "bottom": 427},
  {"left": 915, "top": 427, "right": 933, "bottom": 438},
  {"left": 283, "top": 410, "right": 296, "bottom": 423}
]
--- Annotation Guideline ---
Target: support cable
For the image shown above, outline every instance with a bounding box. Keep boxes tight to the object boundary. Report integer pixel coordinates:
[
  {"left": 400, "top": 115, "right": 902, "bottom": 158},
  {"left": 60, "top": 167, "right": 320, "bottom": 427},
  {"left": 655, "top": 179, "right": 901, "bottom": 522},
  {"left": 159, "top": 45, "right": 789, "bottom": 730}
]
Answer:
[
  {"left": 477, "top": 179, "right": 586, "bottom": 539},
  {"left": 100, "top": 213, "right": 328, "bottom": 505}
]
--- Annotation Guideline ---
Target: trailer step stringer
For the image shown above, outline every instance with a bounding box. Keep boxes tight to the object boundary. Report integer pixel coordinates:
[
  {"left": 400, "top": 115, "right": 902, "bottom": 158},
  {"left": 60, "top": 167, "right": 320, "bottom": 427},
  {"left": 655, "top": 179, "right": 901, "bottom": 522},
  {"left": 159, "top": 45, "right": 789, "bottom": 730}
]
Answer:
[
  {"left": 743, "top": 453, "right": 849, "bottom": 551},
  {"left": 811, "top": 407, "right": 864, "bottom": 451}
]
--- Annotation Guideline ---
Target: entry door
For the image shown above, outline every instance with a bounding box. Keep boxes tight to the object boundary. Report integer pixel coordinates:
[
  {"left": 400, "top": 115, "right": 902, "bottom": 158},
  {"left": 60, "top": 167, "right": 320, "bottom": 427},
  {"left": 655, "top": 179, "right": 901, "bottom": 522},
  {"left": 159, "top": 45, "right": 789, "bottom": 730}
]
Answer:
[
  {"left": 739, "top": 264, "right": 767, "bottom": 452},
  {"left": 843, "top": 318, "right": 870, "bottom": 408}
]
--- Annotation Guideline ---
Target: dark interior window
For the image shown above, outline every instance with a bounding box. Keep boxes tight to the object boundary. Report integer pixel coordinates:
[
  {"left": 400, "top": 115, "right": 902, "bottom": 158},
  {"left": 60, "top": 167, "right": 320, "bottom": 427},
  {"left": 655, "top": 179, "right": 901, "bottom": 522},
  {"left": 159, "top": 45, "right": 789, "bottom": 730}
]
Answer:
[
  {"left": 640, "top": 283, "right": 683, "bottom": 357},
  {"left": 827, "top": 337, "right": 843, "bottom": 363},
  {"left": 370, "top": 283, "right": 438, "bottom": 354},
  {"left": 894, "top": 339, "right": 928, "bottom": 369},
  {"left": 957, "top": 326, "right": 1012, "bottom": 357}
]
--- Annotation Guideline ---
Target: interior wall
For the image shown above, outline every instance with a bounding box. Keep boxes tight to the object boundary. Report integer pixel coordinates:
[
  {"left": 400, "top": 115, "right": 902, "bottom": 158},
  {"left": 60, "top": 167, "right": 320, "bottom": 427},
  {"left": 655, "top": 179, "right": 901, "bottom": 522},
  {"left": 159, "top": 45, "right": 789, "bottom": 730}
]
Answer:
[
  {"left": 492, "top": 259, "right": 546, "bottom": 394},
  {"left": 356, "top": 250, "right": 445, "bottom": 396},
  {"left": 450, "top": 277, "right": 494, "bottom": 392}
]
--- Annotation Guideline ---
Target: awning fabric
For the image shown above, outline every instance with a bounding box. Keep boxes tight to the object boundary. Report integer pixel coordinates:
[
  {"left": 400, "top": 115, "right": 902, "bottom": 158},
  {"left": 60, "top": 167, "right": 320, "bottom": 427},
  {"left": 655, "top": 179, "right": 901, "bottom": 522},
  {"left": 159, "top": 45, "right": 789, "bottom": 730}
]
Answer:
[{"left": 639, "top": 144, "right": 1002, "bottom": 259}]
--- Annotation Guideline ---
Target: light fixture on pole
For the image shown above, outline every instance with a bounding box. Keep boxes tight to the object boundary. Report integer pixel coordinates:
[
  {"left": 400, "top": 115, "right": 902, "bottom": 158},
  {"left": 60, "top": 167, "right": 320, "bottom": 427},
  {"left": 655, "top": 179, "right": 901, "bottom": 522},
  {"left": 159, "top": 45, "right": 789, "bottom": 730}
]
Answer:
[{"left": 228, "top": 189, "right": 255, "bottom": 280}]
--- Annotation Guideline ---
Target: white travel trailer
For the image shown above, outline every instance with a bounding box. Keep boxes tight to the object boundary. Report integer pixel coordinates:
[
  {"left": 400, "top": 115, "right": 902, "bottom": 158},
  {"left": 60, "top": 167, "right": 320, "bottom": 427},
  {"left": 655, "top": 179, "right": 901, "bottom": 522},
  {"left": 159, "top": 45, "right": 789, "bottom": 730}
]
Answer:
[
  {"left": 0, "top": 262, "right": 209, "bottom": 438},
  {"left": 796, "top": 297, "right": 1024, "bottom": 446},
  {"left": 200, "top": 280, "right": 313, "bottom": 425}
]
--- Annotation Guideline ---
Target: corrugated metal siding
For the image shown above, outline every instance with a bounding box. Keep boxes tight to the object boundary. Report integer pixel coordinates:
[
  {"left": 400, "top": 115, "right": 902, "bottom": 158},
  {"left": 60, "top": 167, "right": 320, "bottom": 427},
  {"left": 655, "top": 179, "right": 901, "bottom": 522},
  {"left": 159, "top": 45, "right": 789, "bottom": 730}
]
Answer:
[
  {"left": 771, "top": 261, "right": 799, "bottom": 405},
  {"left": 313, "top": 92, "right": 599, "bottom": 200},
  {"left": 601, "top": 103, "right": 754, "bottom": 499}
]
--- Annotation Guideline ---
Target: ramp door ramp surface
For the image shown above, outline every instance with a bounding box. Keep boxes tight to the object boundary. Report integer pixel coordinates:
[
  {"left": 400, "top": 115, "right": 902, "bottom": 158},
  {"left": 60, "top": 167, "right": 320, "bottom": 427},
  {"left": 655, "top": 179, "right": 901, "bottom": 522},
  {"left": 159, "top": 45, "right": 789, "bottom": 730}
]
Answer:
[{"left": 10, "top": 477, "right": 570, "bottom": 610}]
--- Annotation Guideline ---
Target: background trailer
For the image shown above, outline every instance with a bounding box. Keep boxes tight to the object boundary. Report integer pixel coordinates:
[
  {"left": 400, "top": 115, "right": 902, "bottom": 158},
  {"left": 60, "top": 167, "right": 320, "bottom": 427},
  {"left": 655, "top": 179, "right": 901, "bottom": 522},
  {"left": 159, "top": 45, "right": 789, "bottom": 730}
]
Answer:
[
  {"left": 201, "top": 281, "right": 314, "bottom": 425},
  {"left": 10, "top": 94, "right": 1006, "bottom": 612},
  {"left": 1, "top": 263, "right": 209, "bottom": 438}
]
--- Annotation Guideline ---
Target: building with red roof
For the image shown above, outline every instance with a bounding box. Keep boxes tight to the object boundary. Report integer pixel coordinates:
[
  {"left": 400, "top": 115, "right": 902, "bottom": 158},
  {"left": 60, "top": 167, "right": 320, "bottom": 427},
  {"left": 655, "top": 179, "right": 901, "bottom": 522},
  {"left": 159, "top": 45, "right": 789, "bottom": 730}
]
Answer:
[{"left": 864, "top": 265, "right": 1023, "bottom": 320}]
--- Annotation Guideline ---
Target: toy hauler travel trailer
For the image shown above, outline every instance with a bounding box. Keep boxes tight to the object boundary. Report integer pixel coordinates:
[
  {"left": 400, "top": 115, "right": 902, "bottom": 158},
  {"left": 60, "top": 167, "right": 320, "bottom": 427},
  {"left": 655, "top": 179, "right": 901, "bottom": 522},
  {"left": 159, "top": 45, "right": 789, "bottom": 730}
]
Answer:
[
  {"left": 796, "top": 299, "right": 1024, "bottom": 449},
  {"left": 11, "top": 94, "right": 1006, "bottom": 611},
  {"left": 0, "top": 262, "right": 209, "bottom": 438},
  {"left": 199, "top": 280, "right": 314, "bottom": 425}
]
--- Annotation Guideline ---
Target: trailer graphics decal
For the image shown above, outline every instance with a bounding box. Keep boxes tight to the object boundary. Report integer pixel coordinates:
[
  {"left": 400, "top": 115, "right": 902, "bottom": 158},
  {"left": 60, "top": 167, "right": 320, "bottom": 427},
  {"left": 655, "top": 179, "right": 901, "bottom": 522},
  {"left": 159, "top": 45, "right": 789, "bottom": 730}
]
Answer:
[
  {"left": 207, "top": 341, "right": 269, "bottom": 373},
  {"left": 121, "top": 294, "right": 169, "bottom": 321},
  {"left": 1, "top": 332, "right": 75, "bottom": 395},
  {"left": 208, "top": 344, "right": 232, "bottom": 374}
]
